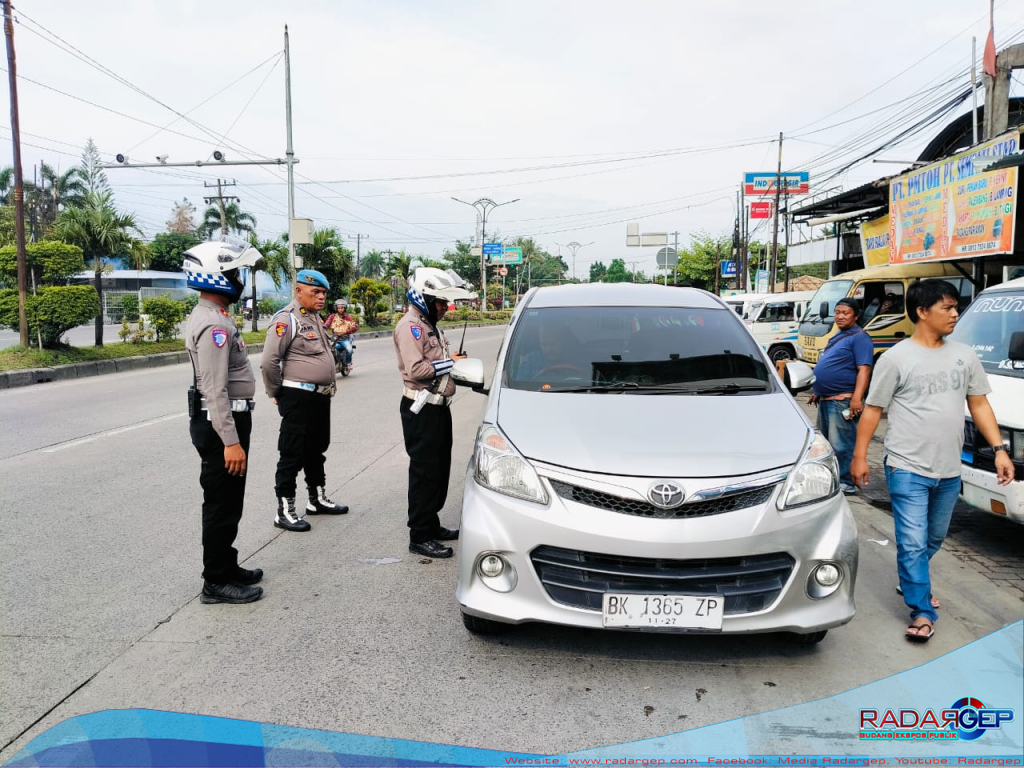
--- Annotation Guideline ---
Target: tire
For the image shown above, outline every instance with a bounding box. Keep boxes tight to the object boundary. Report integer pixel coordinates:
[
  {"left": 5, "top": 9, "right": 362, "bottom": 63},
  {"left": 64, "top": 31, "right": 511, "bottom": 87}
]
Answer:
[
  {"left": 340, "top": 364, "right": 350, "bottom": 378},
  {"left": 790, "top": 630, "right": 828, "bottom": 646},
  {"left": 461, "top": 610, "right": 509, "bottom": 635},
  {"left": 768, "top": 344, "right": 794, "bottom": 363}
]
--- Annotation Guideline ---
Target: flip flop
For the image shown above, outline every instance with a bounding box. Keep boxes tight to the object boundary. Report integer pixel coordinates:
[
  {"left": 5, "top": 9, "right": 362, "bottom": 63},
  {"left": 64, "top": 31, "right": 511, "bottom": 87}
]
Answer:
[
  {"left": 905, "top": 619, "right": 935, "bottom": 643},
  {"left": 895, "top": 584, "right": 940, "bottom": 609}
]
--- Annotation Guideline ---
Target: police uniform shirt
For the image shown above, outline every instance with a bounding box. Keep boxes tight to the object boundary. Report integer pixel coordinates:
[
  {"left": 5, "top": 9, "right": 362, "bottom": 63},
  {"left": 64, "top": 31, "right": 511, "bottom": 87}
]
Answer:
[
  {"left": 394, "top": 307, "right": 456, "bottom": 397},
  {"left": 185, "top": 298, "right": 256, "bottom": 446},
  {"left": 261, "top": 300, "right": 335, "bottom": 397}
]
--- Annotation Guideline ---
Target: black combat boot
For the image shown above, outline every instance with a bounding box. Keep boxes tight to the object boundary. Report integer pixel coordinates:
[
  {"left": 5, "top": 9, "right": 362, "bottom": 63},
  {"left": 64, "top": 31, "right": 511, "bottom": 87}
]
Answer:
[
  {"left": 274, "top": 497, "right": 311, "bottom": 532},
  {"left": 305, "top": 486, "right": 349, "bottom": 515}
]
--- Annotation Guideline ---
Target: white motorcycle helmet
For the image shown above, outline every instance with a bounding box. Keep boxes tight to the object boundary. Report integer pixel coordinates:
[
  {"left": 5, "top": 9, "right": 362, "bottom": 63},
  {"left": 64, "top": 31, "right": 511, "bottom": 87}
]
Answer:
[
  {"left": 407, "top": 267, "right": 476, "bottom": 321},
  {"left": 182, "top": 236, "right": 263, "bottom": 301}
]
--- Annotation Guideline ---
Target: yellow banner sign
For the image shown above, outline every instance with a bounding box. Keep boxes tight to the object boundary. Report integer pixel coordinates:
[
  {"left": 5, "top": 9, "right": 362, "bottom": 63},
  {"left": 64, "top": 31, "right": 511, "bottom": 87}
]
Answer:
[
  {"left": 860, "top": 215, "right": 890, "bottom": 267},
  {"left": 889, "top": 132, "right": 1019, "bottom": 265}
]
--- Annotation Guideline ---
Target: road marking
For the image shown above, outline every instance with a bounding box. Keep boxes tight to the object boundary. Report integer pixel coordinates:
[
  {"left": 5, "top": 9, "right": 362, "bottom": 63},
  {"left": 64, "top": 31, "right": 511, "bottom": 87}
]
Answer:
[{"left": 42, "top": 413, "right": 187, "bottom": 453}]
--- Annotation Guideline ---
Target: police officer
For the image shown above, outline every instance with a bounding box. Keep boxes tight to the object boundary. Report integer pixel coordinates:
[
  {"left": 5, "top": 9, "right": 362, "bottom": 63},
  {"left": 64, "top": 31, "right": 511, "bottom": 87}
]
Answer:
[
  {"left": 394, "top": 268, "right": 476, "bottom": 558},
  {"left": 183, "top": 238, "right": 264, "bottom": 604},
  {"left": 262, "top": 269, "right": 349, "bottom": 532}
]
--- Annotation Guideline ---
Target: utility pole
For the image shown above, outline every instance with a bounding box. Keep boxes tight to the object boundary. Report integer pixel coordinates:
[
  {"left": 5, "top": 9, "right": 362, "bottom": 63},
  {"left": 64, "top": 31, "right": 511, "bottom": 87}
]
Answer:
[
  {"left": 203, "top": 179, "right": 239, "bottom": 236},
  {"left": 284, "top": 25, "right": 298, "bottom": 287},
  {"left": 769, "top": 132, "right": 783, "bottom": 294},
  {"left": 353, "top": 233, "right": 369, "bottom": 281},
  {"left": 738, "top": 185, "right": 747, "bottom": 292},
  {"left": 3, "top": 0, "right": 28, "bottom": 346},
  {"left": 671, "top": 232, "right": 679, "bottom": 286},
  {"left": 971, "top": 36, "right": 979, "bottom": 145},
  {"left": 451, "top": 197, "right": 519, "bottom": 311},
  {"left": 556, "top": 241, "right": 593, "bottom": 282}
]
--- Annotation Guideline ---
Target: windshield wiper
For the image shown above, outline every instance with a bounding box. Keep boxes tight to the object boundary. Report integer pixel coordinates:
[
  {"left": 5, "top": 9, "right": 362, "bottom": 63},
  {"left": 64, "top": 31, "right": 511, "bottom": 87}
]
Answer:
[
  {"left": 689, "top": 383, "right": 769, "bottom": 395},
  {"left": 550, "top": 382, "right": 642, "bottom": 393}
]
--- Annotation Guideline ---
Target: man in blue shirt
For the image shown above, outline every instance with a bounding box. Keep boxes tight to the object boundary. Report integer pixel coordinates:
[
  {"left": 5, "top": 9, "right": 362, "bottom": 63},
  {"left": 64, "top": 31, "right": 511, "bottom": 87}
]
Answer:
[{"left": 809, "top": 298, "right": 874, "bottom": 493}]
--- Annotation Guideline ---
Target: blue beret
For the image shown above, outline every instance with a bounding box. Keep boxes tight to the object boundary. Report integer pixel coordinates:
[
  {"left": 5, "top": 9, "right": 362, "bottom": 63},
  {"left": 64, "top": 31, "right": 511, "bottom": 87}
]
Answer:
[{"left": 296, "top": 269, "right": 329, "bottom": 289}]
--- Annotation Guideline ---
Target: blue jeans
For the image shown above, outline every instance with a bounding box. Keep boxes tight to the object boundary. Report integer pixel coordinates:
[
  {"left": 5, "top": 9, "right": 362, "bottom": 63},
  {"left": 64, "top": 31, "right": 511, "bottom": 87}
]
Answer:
[
  {"left": 885, "top": 464, "right": 960, "bottom": 624},
  {"left": 335, "top": 337, "right": 353, "bottom": 365},
  {"left": 816, "top": 399, "right": 858, "bottom": 488}
]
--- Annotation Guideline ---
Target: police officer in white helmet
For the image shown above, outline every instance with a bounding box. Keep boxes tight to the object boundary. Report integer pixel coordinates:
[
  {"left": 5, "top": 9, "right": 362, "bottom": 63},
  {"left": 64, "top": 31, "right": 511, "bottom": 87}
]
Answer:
[{"left": 182, "top": 237, "right": 264, "bottom": 604}]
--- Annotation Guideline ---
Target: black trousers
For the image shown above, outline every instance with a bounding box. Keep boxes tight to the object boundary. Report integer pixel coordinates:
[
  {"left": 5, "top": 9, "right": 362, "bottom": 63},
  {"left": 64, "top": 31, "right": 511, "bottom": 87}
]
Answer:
[
  {"left": 190, "top": 411, "right": 252, "bottom": 584},
  {"left": 275, "top": 388, "right": 331, "bottom": 498},
  {"left": 400, "top": 397, "right": 453, "bottom": 544}
]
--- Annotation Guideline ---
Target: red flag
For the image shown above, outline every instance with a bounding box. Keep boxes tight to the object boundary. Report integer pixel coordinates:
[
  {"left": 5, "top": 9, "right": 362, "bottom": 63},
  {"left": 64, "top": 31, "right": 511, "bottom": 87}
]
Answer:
[{"left": 983, "top": 27, "right": 997, "bottom": 78}]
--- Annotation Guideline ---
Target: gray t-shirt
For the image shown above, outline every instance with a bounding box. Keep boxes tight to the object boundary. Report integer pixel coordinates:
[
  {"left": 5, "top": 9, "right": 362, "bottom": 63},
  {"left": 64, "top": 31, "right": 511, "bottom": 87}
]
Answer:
[{"left": 865, "top": 338, "right": 991, "bottom": 479}]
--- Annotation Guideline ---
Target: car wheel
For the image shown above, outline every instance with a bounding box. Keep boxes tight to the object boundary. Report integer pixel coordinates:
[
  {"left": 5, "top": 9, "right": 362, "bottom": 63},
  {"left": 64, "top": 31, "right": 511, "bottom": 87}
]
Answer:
[
  {"left": 768, "top": 345, "right": 794, "bottom": 363},
  {"left": 790, "top": 630, "right": 828, "bottom": 646},
  {"left": 461, "top": 610, "right": 509, "bottom": 635}
]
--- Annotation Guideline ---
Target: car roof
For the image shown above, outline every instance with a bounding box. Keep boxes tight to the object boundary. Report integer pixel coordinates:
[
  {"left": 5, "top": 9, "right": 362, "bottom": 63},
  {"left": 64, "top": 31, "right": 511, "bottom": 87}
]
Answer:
[
  {"left": 524, "top": 283, "right": 725, "bottom": 309},
  {"left": 981, "top": 276, "right": 1024, "bottom": 293}
]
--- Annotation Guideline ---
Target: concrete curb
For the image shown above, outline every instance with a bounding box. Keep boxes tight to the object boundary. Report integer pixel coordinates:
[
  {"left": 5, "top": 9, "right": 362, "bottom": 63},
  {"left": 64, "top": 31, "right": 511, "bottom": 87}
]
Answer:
[{"left": 0, "top": 323, "right": 508, "bottom": 390}]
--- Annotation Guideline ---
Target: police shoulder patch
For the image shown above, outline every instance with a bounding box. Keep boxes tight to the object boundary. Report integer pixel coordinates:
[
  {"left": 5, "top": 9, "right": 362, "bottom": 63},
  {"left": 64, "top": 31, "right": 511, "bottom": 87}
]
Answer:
[
  {"left": 275, "top": 322, "right": 288, "bottom": 337},
  {"left": 211, "top": 328, "right": 228, "bottom": 348},
  {"left": 411, "top": 325, "right": 422, "bottom": 340}
]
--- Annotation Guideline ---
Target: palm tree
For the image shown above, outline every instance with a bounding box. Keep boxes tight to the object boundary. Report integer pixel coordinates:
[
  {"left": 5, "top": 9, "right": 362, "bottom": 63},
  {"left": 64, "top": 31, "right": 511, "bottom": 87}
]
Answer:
[
  {"left": 247, "top": 234, "right": 290, "bottom": 332},
  {"left": 386, "top": 250, "right": 413, "bottom": 282},
  {"left": 199, "top": 202, "right": 256, "bottom": 238},
  {"left": 359, "top": 249, "right": 385, "bottom": 279},
  {"left": 41, "top": 163, "right": 88, "bottom": 219},
  {"left": 296, "top": 227, "right": 353, "bottom": 297},
  {"left": 0, "top": 166, "right": 12, "bottom": 206},
  {"left": 53, "top": 192, "right": 144, "bottom": 346}
]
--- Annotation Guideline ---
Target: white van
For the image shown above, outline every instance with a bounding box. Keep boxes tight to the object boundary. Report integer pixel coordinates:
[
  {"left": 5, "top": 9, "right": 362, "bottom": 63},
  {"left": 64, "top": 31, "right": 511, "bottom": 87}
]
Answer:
[
  {"left": 723, "top": 293, "right": 772, "bottom": 321},
  {"left": 745, "top": 290, "right": 816, "bottom": 363},
  {"left": 948, "top": 276, "right": 1024, "bottom": 524}
]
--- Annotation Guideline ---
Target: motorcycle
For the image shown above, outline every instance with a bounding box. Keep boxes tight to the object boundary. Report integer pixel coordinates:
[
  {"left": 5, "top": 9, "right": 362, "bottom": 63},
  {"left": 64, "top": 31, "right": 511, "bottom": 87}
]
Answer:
[{"left": 331, "top": 334, "right": 355, "bottom": 377}]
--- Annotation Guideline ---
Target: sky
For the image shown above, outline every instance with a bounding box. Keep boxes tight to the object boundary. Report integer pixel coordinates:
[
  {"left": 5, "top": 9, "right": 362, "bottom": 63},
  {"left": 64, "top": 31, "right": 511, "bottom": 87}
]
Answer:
[{"left": 2, "top": 0, "right": 1023, "bottom": 281}]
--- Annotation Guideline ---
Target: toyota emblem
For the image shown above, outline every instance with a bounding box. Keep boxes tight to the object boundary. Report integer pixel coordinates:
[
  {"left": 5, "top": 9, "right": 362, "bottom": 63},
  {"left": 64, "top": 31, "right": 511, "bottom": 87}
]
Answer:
[{"left": 648, "top": 482, "right": 685, "bottom": 509}]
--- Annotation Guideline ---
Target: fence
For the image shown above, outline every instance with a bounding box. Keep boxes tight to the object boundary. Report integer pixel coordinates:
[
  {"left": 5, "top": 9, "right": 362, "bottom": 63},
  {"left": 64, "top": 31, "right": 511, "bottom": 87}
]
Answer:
[{"left": 102, "top": 288, "right": 190, "bottom": 323}]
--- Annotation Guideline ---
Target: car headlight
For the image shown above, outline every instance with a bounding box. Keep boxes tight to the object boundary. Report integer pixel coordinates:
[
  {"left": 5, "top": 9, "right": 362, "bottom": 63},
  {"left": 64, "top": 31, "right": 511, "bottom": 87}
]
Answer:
[
  {"left": 778, "top": 432, "right": 839, "bottom": 509},
  {"left": 473, "top": 424, "right": 549, "bottom": 504},
  {"left": 1013, "top": 429, "right": 1024, "bottom": 462}
]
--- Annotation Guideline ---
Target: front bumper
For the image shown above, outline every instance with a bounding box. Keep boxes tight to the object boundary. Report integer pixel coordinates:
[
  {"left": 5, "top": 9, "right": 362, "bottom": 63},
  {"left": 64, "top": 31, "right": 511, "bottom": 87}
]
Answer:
[
  {"left": 456, "top": 468, "right": 858, "bottom": 635},
  {"left": 961, "top": 465, "right": 1024, "bottom": 524}
]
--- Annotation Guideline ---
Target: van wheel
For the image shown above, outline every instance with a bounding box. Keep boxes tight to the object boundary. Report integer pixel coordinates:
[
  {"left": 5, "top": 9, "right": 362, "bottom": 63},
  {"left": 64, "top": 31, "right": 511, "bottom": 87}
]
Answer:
[
  {"left": 790, "top": 630, "right": 828, "bottom": 646},
  {"left": 768, "top": 345, "right": 794, "bottom": 363},
  {"left": 461, "top": 610, "right": 509, "bottom": 635}
]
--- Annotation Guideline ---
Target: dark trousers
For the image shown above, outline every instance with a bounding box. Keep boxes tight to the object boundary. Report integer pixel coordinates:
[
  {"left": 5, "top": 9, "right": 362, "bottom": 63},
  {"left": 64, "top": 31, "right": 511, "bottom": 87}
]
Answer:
[
  {"left": 190, "top": 411, "right": 252, "bottom": 584},
  {"left": 400, "top": 397, "right": 453, "bottom": 544},
  {"left": 275, "top": 388, "right": 331, "bottom": 498}
]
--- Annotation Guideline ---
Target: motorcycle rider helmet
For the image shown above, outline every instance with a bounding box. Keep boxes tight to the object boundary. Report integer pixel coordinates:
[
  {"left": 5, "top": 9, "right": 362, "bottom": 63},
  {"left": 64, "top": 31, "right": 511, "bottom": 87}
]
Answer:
[
  {"left": 335, "top": 299, "right": 348, "bottom": 312},
  {"left": 407, "top": 267, "right": 476, "bottom": 324},
  {"left": 182, "top": 236, "right": 262, "bottom": 302}
]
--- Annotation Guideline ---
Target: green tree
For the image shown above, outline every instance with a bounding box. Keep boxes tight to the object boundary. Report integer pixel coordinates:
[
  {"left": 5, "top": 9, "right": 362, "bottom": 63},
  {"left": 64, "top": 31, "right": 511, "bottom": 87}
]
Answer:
[
  {"left": 53, "top": 192, "right": 144, "bottom": 346},
  {"left": 247, "top": 234, "right": 290, "bottom": 331},
  {"left": 199, "top": 202, "right": 256, "bottom": 238},
  {"left": 674, "top": 232, "right": 726, "bottom": 290},
  {"left": 441, "top": 240, "right": 478, "bottom": 286},
  {"left": 79, "top": 139, "right": 111, "bottom": 196},
  {"left": 386, "top": 250, "right": 413, "bottom": 282},
  {"left": 359, "top": 249, "right": 385, "bottom": 279},
  {"left": 349, "top": 277, "right": 389, "bottom": 327},
  {"left": 0, "top": 285, "right": 100, "bottom": 347},
  {"left": 166, "top": 198, "right": 198, "bottom": 235},
  {"left": 590, "top": 261, "right": 607, "bottom": 282},
  {"left": 0, "top": 241, "right": 85, "bottom": 286},
  {"left": 604, "top": 258, "right": 631, "bottom": 283},
  {"left": 294, "top": 227, "right": 353, "bottom": 303},
  {"left": 0, "top": 167, "right": 12, "bottom": 206},
  {"left": 141, "top": 295, "right": 186, "bottom": 341},
  {"left": 0, "top": 206, "right": 20, "bottom": 249},
  {"left": 32, "top": 162, "right": 88, "bottom": 236},
  {"left": 149, "top": 232, "right": 200, "bottom": 272}
]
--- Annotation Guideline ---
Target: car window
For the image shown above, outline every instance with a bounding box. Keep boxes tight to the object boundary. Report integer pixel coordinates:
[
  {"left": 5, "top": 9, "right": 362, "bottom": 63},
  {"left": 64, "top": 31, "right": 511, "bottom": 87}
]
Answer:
[
  {"left": 504, "top": 306, "right": 771, "bottom": 392},
  {"left": 757, "top": 302, "right": 796, "bottom": 323}
]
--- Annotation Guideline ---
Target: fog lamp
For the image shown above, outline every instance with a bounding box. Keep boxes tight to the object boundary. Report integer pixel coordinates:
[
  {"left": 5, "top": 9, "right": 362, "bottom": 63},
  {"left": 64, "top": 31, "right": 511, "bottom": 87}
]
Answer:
[
  {"left": 479, "top": 554, "right": 505, "bottom": 578},
  {"left": 813, "top": 563, "right": 841, "bottom": 587}
]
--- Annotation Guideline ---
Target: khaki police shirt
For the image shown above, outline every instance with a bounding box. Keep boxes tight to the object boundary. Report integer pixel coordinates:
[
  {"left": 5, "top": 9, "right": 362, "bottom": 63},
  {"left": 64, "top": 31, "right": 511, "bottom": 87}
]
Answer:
[
  {"left": 185, "top": 298, "right": 256, "bottom": 446},
  {"left": 394, "top": 308, "right": 456, "bottom": 397},
  {"left": 261, "top": 300, "right": 335, "bottom": 397}
]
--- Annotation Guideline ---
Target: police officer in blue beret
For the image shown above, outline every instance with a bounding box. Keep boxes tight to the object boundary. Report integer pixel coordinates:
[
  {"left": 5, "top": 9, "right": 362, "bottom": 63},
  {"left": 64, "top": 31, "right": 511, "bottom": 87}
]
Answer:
[{"left": 261, "top": 269, "right": 350, "bottom": 532}]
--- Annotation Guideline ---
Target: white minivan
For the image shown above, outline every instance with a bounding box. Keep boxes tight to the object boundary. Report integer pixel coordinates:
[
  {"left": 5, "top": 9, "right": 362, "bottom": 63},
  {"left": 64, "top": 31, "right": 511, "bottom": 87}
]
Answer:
[
  {"left": 723, "top": 293, "right": 772, "bottom": 321},
  {"left": 744, "top": 290, "right": 816, "bottom": 363},
  {"left": 948, "top": 276, "right": 1024, "bottom": 524}
]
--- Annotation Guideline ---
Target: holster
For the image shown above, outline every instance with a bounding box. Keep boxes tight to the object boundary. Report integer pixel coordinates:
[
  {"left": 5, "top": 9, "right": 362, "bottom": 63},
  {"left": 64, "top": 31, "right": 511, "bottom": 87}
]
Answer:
[{"left": 187, "top": 385, "right": 203, "bottom": 420}]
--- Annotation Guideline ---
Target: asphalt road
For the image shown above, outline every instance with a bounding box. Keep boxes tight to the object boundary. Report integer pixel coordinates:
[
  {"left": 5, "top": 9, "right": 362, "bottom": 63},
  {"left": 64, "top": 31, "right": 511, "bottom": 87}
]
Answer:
[{"left": 1, "top": 326, "right": 1022, "bottom": 759}]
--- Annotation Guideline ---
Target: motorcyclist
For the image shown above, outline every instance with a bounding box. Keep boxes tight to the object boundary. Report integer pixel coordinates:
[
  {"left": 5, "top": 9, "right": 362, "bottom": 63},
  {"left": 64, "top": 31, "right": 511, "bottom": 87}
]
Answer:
[{"left": 325, "top": 299, "right": 359, "bottom": 372}]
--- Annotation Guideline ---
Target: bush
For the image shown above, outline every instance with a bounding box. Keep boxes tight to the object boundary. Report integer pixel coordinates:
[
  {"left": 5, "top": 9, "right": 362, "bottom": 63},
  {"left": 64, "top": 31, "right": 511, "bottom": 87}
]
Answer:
[
  {"left": 0, "top": 285, "right": 100, "bottom": 347},
  {"left": 141, "top": 296, "right": 186, "bottom": 341},
  {"left": 120, "top": 294, "right": 140, "bottom": 321},
  {"left": 258, "top": 297, "right": 287, "bottom": 317},
  {"left": 0, "top": 241, "right": 85, "bottom": 286},
  {"left": 182, "top": 293, "right": 198, "bottom": 314}
]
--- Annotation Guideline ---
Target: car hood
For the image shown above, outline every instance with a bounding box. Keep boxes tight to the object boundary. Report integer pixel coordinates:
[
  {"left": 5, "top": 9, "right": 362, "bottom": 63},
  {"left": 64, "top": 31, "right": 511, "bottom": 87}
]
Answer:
[{"left": 496, "top": 388, "right": 809, "bottom": 478}]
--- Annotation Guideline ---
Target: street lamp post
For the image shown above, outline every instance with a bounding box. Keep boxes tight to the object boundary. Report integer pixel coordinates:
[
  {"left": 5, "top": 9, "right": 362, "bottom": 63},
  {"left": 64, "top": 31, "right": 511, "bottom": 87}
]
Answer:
[
  {"left": 451, "top": 197, "right": 519, "bottom": 310},
  {"left": 555, "top": 241, "right": 593, "bottom": 282}
]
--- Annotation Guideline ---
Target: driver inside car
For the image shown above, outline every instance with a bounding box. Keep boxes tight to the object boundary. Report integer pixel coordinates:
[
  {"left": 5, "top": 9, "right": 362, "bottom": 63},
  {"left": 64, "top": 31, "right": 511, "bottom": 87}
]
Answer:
[{"left": 518, "top": 323, "right": 582, "bottom": 381}]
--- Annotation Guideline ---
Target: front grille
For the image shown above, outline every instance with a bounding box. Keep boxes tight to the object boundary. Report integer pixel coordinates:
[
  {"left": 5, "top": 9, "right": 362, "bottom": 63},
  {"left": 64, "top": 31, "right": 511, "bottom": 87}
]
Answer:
[
  {"left": 963, "top": 419, "right": 1023, "bottom": 481},
  {"left": 550, "top": 480, "right": 777, "bottom": 520},
  {"left": 530, "top": 546, "right": 794, "bottom": 616}
]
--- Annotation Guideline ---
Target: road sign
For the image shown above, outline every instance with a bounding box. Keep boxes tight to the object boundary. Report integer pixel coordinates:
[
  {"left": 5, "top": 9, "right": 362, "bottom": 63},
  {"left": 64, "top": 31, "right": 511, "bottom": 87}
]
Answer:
[
  {"left": 642, "top": 232, "right": 669, "bottom": 247},
  {"left": 743, "top": 171, "right": 809, "bottom": 196},
  {"left": 720, "top": 260, "right": 738, "bottom": 278},
  {"left": 482, "top": 242, "right": 503, "bottom": 256},
  {"left": 492, "top": 246, "right": 523, "bottom": 264},
  {"left": 750, "top": 202, "right": 773, "bottom": 219},
  {"left": 498, "top": 266, "right": 508, "bottom": 277},
  {"left": 656, "top": 247, "right": 678, "bottom": 267},
  {"left": 755, "top": 269, "right": 770, "bottom": 293},
  {"left": 470, "top": 245, "right": 482, "bottom": 258}
]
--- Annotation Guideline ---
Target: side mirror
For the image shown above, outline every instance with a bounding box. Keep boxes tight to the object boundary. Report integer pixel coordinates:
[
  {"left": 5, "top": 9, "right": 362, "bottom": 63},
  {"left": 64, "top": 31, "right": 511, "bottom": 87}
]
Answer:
[
  {"left": 819, "top": 301, "right": 830, "bottom": 319},
  {"left": 1009, "top": 331, "right": 1024, "bottom": 362},
  {"left": 452, "top": 357, "right": 488, "bottom": 395},
  {"left": 783, "top": 361, "right": 815, "bottom": 395}
]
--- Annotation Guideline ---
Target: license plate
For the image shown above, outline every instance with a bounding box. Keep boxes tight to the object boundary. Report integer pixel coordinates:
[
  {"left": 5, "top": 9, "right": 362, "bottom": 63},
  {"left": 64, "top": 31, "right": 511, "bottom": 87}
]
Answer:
[
  {"left": 962, "top": 450, "right": 974, "bottom": 464},
  {"left": 601, "top": 593, "right": 724, "bottom": 629}
]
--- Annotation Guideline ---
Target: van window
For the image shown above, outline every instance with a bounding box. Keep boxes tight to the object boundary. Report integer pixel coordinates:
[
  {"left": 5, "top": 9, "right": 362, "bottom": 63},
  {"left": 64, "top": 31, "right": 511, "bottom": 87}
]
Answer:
[
  {"left": 949, "top": 289, "right": 1024, "bottom": 380},
  {"left": 923, "top": 276, "right": 972, "bottom": 312},
  {"left": 505, "top": 306, "right": 771, "bottom": 392},
  {"left": 860, "top": 282, "right": 905, "bottom": 325},
  {"left": 800, "top": 280, "right": 853, "bottom": 337},
  {"left": 756, "top": 301, "right": 796, "bottom": 323}
]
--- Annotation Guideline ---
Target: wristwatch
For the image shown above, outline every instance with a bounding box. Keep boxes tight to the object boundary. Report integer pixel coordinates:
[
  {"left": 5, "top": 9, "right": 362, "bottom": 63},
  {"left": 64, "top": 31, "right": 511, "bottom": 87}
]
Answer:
[{"left": 992, "top": 444, "right": 1009, "bottom": 454}]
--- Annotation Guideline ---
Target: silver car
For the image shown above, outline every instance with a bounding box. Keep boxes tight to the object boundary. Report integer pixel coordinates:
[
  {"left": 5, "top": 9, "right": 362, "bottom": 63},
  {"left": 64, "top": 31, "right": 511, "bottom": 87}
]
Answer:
[{"left": 451, "top": 283, "right": 858, "bottom": 644}]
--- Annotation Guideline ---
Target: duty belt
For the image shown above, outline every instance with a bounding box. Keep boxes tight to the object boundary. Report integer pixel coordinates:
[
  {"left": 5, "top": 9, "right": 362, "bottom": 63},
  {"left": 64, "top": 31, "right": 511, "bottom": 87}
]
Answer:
[
  {"left": 403, "top": 386, "right": 452, "bottom": 407},
  {"left": 283, "top": 379, "right": 335, "bottom": 395},
  {"left": 200, "top": 397, "right": 255, "bottom": 412}
]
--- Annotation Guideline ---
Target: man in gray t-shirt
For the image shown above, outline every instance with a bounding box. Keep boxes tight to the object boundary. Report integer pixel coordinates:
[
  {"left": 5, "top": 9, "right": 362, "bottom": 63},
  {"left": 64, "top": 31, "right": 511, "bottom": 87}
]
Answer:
[{"left": 851, "top": 280, "right": 1013, "bottom": 644}]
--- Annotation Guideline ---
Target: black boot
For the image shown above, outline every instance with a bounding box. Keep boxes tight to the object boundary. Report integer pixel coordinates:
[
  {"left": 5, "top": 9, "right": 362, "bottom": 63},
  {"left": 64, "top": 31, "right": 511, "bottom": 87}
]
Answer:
[
  {"left": 409, "top": 540, "right": 454, "bottom": 558},
  {"left": 274, "top": 497, "right": 311, "bottom": 532},
  {"left": 201, "top": 581, "right": 263, "bottom": 604},
  {"left": 305, "top": 486, "right": 349, "bottom": 515},
  {"left": 234, "top": 567, "right": 263, "bottom": 585}
]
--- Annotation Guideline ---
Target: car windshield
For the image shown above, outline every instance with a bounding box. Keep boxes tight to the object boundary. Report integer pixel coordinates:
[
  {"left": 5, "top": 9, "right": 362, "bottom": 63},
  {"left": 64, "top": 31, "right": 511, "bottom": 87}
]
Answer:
[
  {"left": 949, "top": 289, "right": 1024, "bottom": 380},
  {"left": 503, "top": 305, "right": 772, "bottom": 393},
  {"left": 799, "top": 280, "right": 852, "bottom": 337}
]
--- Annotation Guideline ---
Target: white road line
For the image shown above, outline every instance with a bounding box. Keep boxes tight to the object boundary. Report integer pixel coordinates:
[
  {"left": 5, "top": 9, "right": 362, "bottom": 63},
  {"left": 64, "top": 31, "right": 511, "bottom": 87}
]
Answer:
[{"left": 42, "top": 413, "right": 187, "bottom": 453}]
